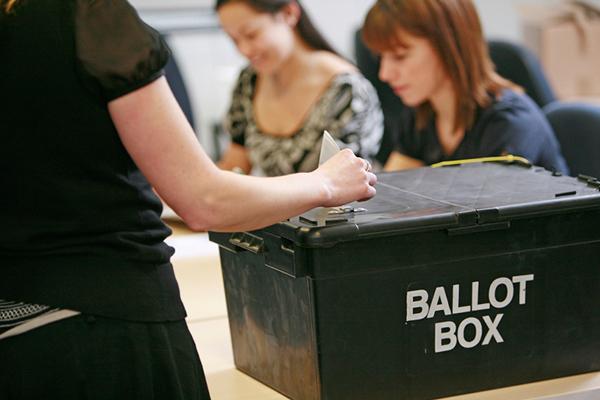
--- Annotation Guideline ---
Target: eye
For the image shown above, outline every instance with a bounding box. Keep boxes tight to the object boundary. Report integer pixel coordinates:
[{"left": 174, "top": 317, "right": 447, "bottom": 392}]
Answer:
[
  {"left": 392, "top": 51, "right": 408, "bottom": 61},
  {"left": 243, "top": 28, "right": 261, "bottom": 41}
]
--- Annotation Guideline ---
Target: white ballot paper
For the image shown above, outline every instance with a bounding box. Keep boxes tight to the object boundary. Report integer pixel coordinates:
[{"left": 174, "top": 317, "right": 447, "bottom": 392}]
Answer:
[{"left": 318, "top": 130, "right": 340, "bottom": 166}]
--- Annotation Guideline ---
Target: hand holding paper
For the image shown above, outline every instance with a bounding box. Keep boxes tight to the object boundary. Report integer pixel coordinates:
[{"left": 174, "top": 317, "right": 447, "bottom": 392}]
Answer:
[{"left": 315, "top": 131, "right": 376, "bottom": 208}]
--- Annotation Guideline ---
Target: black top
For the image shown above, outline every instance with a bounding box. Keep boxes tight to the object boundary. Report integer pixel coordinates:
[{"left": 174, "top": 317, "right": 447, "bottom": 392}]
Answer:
[
  {"left": 0, "top": 0, "right": 185, "bottom": 321},
  {"left": 394, "top": 89, "right": 569, "bottom": 174}
]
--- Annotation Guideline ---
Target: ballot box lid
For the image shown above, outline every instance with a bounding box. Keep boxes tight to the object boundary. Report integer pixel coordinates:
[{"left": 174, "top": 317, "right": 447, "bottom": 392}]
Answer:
[{"left": 264, "top": 163, "right": 600, "bottom": 247}]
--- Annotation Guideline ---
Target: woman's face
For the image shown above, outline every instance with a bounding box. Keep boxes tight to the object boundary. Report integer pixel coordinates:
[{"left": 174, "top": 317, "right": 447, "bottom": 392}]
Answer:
[
  {"left": 218, "top": 1, "right": 296, "bottom": 74},
  {"left": 378, "top": 30, "right": 450, "bottom": 107}
]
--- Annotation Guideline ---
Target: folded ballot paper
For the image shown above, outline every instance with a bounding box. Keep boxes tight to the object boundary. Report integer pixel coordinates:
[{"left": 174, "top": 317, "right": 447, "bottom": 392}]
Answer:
[{"left": 318, "top": 130, "right": 341, "bottom": 166}]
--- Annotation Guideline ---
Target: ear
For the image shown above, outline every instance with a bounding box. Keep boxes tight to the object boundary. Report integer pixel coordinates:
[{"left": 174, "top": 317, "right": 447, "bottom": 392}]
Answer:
[{"left": 277, "top": 2, "right": 301, "bottom": 27}]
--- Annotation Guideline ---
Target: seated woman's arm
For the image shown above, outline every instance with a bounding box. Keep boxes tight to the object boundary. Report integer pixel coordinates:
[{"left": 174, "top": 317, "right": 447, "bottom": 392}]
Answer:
[
  {"left": 109, "top": 77, "right": 376, "bottom": 232},
  {"left": 216, "top": 143, "right": 252, "bottom": 174},
  {"left": 383, "top": 151, "right": 425, "bottom": 171}
]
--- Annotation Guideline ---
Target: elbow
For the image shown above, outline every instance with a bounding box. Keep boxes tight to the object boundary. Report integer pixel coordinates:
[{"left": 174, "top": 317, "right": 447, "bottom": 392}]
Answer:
[
  {"left": 177, "top": 195, "right": 223, "bottom": 232},
  {"left": 179, "top": 210, "right": 218, "bottom": 232},
  {"left": 181, "top": 216, "right": 212, "bottom": 232},
  {"left": 167, "top": 168, "right": 228, "bottom": 232}
]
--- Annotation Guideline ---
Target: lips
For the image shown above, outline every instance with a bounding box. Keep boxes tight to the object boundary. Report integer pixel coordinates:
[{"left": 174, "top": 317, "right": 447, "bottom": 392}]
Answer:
[{"left": 392, "top": 85, "right": 409, "bottom": 96}]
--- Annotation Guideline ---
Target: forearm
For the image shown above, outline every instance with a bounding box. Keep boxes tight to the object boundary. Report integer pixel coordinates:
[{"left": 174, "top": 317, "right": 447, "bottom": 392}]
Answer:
[
  {"left": 189, "top": 170, "right": 326, "bottom": 232},
  {"left": 384, "top": 151, "right": 424, "bottom": 171}
]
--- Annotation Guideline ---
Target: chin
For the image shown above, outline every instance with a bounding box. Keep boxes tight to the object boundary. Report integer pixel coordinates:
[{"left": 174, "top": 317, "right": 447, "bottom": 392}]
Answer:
[
  {"left": 252, "top": 61, "right": 275, "bottom": 74},
  {"left": 399, "top": 96, "right": 421, "bottom": 107}
]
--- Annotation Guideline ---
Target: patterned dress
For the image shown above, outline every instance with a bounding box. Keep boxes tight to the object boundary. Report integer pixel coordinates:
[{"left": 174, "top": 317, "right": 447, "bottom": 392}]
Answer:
[{"left": 224, "top": 67, "right": 384, "bottom": 176}]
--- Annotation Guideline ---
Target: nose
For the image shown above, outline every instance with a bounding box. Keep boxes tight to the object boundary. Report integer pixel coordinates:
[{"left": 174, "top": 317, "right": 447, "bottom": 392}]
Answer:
[{"left": 378, "top": 55, "right": 395, "bottom": 83}]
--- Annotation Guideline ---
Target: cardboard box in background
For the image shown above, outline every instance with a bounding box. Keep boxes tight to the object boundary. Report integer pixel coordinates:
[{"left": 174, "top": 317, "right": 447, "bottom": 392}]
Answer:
[{"left": 520, "top": 0, "right": 600, "bottom": 100}]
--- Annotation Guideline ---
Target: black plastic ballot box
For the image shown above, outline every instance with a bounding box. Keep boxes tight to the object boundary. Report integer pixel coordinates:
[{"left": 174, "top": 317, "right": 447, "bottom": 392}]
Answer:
[{"left": 209, "top": 163, "right": 600, "bottom": 400}]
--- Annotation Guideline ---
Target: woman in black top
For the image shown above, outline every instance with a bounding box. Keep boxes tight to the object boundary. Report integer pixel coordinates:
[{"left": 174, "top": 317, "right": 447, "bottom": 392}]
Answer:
[
  {"left": 0, "top": 0, "right": 376, "bottom": 398},
  {"left": 361, "top": 0, "right": 568, "bottom": 174}
]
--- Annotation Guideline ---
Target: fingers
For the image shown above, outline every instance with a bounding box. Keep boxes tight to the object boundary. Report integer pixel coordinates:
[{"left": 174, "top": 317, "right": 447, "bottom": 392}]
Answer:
[
  {"left": 358, "top": 178, "right": 377, "bottom": 202},
  {"left": 317, "top": 151, "right": 377, "bottom": 205},
  {"left": 357, "top": 158, "right": 377, "bottom": 202},
  {"left": 367, "top": 171, "right": 377, "bottom": 186}
]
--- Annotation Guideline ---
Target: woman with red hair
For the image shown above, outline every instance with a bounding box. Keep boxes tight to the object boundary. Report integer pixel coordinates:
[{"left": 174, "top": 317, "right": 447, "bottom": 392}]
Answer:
[{"left": 362, "top": 0, "right": 568, "bottom": 174}]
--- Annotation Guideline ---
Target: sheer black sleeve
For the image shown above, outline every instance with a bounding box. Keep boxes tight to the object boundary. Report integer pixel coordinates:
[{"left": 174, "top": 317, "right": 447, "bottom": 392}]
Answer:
[{"left": 74, "top": 0, "right": 170, "bottom": 101}]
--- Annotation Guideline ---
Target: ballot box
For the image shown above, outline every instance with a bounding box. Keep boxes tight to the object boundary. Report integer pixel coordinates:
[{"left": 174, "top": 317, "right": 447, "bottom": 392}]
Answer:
[{"left": 209, "top": 162, "right": 600, "bottom": 400}]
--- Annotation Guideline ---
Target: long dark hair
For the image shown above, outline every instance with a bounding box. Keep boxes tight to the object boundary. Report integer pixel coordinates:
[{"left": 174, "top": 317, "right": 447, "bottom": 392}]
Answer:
[
  {"left": 215, "top": 0, "right": 338, "bottom": 55},
  {"left": 1, "top": 0, "right": 18, "bottom": 13}
]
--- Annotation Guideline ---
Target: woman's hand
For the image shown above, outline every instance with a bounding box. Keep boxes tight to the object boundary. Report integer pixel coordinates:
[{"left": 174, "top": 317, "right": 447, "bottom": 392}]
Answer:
[
  {"left": 383, "top": 151, "right": 424, "bottom": 171},
  {"left": 313, "top": 148, "right": 377, "bottom": 207}
]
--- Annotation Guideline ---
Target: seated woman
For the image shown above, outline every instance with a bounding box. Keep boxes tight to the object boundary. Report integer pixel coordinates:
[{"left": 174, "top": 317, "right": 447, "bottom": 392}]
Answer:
[
  {"left": 361, "top": 0, "right": 568, "bottom": 174},
  {"left": 216, "top": 0, "right": 383, "bottom": 176}
]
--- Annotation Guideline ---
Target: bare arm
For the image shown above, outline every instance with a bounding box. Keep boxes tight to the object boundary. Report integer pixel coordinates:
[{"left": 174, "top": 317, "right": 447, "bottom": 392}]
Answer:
[
  {"left": 383, "top": 151, "right": 425, "bottom": 171},
  {"left": 216, "top": 142, "right": 252, "bottom": 174},
  {"left": 109, "top": 77, "right": 376, "bottom": 232}
]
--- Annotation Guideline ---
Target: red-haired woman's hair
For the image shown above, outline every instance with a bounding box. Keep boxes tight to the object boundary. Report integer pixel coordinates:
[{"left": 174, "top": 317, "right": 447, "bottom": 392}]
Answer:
[{"left": 362, "top": 0, "right": 519, "bottom": 131}]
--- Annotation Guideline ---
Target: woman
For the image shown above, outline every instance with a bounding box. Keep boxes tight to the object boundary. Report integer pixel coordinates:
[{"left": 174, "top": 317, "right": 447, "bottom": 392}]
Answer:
[
  {"left": 361, "top": 0, "right": 568, "bottom": 174},
  {"left": 216, "top": 0, "right": 384, "bottom": 176},
  {"left": 0, "top": 0, "right": 376, "bottom": 398}
]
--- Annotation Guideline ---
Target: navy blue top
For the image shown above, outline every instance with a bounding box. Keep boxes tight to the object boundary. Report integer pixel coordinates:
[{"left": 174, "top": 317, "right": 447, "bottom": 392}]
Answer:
[{"left": 394, "top": 89, "right": 569, "bottom": 174}]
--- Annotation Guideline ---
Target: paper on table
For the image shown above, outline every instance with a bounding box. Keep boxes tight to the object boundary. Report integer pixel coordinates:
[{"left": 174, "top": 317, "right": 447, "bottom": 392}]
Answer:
[{"left": 318, "top": 130, "right": 341, "bottom": 166}]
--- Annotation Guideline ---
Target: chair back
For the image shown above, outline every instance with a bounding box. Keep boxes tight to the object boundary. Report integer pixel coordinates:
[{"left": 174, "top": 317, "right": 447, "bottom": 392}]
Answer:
[
  {"left": 544, "top": 102, "right": 600, "bottom": 178},
  {"left": 488, "top": 39, "right": 556, "bottom": 108},
  {"left": 164, "top": 50, "right": 196, "bottom": 131}
]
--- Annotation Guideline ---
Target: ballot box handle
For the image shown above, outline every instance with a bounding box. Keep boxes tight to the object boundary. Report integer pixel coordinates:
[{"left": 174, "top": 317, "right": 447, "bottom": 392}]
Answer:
[{"left": 228, "top": 232, "right": 264, "bottom": 254}]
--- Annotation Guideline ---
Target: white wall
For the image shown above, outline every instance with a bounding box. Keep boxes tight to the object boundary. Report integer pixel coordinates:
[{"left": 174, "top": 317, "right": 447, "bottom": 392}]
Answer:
[{"left": 139, "top": 0, "right": 566, "bottom": 157}]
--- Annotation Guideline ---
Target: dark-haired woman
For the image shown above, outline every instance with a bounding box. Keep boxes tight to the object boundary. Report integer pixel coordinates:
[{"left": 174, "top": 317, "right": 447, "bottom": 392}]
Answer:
[
  {"left": 216, "top": 0, "right": 384, "bottom": 176},
  {"left": 362, "top": 0, "right": 568, "bottom": 174},
  {"left": 0, "top": 0, "right": 377, "bottom": 398}
]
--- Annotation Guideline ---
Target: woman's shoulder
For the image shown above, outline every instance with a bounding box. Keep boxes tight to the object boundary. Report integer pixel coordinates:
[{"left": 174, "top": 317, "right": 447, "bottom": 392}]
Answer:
[
  {"left": 313, "top": 51, "right": 357, "bottom": 75},
  {"left": 479, "top": 89, "right": 568, "bottom": 174},
  {"left": 475, "top": 88, "right": 556, "bottom": 148},
  {"left": 479, "top": 89, "right": 547, "bottom": 127},
  {"left": 314, "top": 56, "right": 377, "bottom": 97},
  {"left": 311, "top": 52, "right": 362, "bottom": 87},
  {"left": 488, "top": 89, "right": 542, "bottom": 116},
  {"left": 230, "top": 66, "right": 258, "bottom": 99}
]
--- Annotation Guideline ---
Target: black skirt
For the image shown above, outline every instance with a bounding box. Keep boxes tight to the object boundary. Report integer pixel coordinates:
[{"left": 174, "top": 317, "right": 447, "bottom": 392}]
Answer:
[{"left": 0, "top": 315, "right": 211, "bottom": 400}]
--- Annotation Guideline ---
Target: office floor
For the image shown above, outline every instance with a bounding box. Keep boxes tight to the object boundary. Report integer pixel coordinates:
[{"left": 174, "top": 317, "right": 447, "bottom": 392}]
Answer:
[{"left": 164, "top": 221, "right": 600, "bottom": 400}]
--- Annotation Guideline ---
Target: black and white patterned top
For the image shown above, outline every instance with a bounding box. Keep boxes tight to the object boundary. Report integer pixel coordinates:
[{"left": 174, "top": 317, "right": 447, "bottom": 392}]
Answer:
[
  {"left": 0, "top": 299, "right": 80, "bottom": 340},
  {"left": 224, "top": 67, "right": 384, "bottom": 176},
  {"left": 0, "top": 300, "right": 57, "bottom": 335}
]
